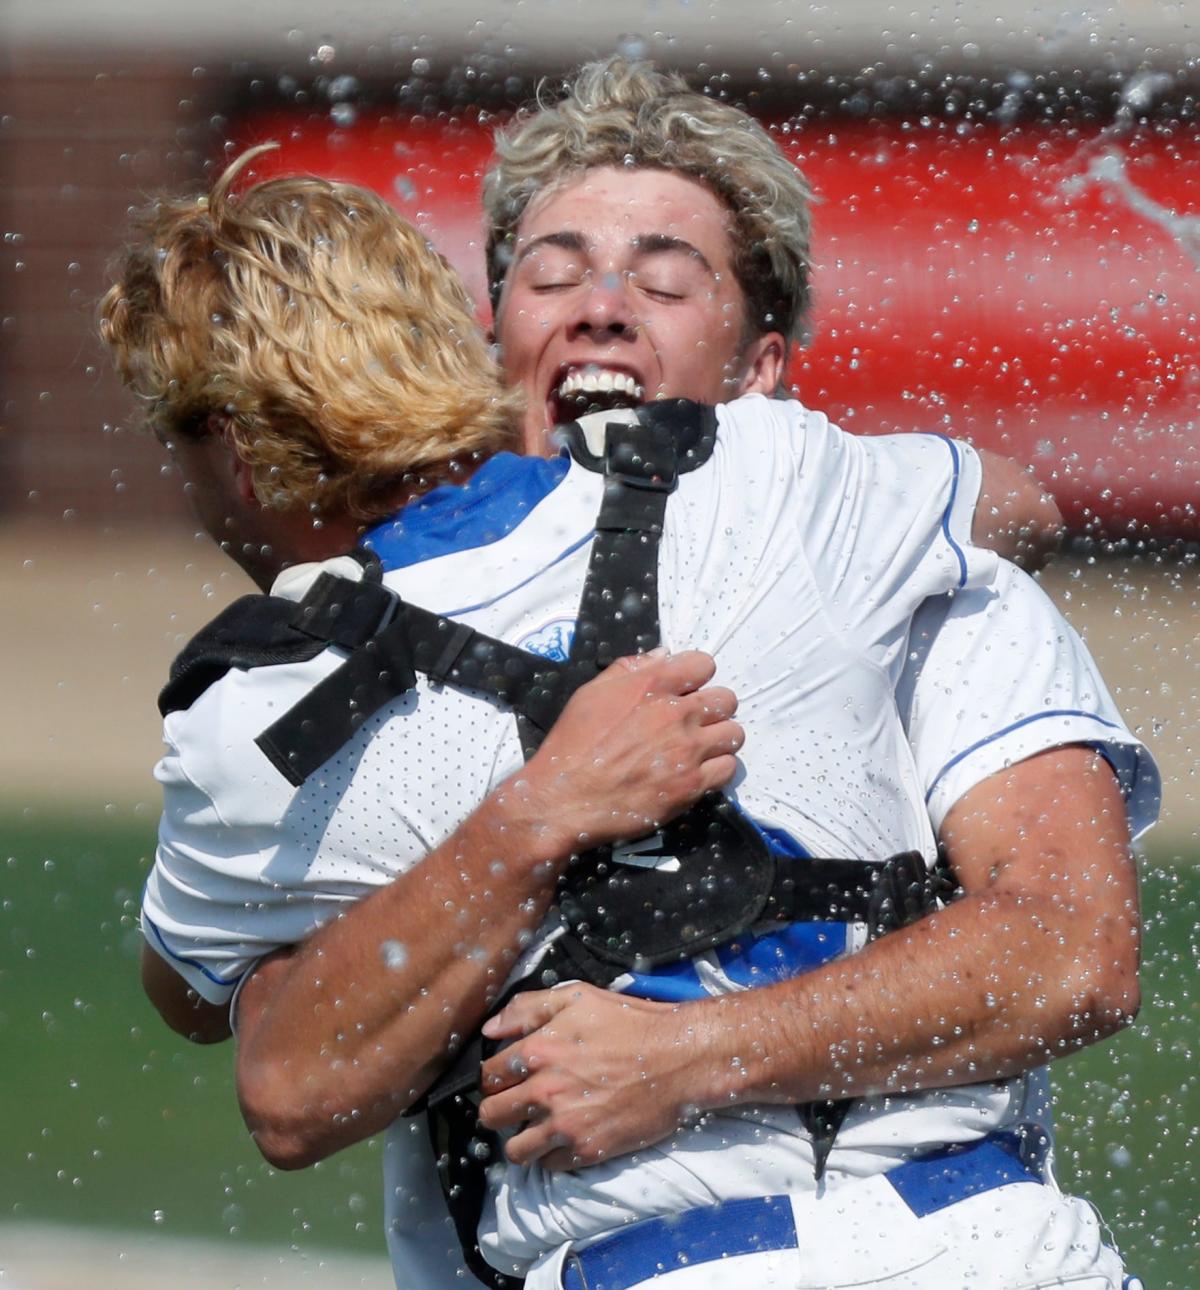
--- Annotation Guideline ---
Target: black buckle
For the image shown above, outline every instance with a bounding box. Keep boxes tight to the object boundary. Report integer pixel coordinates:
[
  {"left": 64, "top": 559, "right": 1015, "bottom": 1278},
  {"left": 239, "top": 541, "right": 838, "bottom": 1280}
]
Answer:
[
  {"left": 604, "top": 426, "right": 678, "bottom": 492},
  {"left": 866, "top": 850, "right": 936, "bottom": 939}
]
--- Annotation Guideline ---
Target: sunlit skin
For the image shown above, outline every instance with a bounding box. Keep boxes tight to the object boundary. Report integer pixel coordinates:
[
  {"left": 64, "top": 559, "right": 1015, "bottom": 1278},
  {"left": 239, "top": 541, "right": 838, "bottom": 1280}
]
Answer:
[
  {"left": 492, "top": 165, "right": 1062, "bottom": 564},
  {"left": 494, "top": 166, "right": 785, "bottom": 456},
  {"left": 157, "top": 414, "right": 362, "bottom": 593}
]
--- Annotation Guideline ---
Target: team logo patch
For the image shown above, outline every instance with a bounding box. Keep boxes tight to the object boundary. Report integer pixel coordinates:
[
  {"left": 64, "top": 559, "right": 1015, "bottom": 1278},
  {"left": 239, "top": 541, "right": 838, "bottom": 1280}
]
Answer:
[{"left": 519, "top": 618, "right": 576, "bottom": 661}]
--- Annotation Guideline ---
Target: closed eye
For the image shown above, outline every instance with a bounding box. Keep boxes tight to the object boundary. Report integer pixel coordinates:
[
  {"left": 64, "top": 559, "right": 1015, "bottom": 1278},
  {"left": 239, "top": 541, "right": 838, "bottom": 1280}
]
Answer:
[
  {"left": 629, "top": 273, "right": 689, "bottom": 302},
  {"left": 639, "top": 285, "right": 685, "bottom": 302}
]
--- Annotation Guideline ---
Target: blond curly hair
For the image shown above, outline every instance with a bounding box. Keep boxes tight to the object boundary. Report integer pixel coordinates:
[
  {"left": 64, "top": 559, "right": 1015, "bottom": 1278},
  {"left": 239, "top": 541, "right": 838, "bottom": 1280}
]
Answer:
[
  {"left": 484, "top": 57, "right": 814, "bottom": 345},
  {"left": 99, "top": 146, "right": 521, "bottom": 520}
]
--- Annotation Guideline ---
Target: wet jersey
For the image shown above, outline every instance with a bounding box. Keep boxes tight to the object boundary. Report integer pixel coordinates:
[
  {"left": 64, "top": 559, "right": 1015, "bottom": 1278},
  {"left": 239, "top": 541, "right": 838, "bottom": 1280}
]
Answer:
[{"left": 138, "top": 394, "right": 1158, "bottom": 1287}]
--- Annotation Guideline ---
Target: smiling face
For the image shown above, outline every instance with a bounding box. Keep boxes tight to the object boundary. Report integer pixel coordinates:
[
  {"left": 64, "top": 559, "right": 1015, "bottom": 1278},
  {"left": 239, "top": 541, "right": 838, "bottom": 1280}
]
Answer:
[{"left": 493, "top": 166, "right": 785, "bottom": 455}]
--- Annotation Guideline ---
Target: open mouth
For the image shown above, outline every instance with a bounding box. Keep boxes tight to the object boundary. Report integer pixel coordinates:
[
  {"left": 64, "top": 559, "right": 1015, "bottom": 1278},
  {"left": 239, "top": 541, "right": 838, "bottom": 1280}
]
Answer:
[{"left": 548, "top": 366, "right": 647, "bottom": 426}]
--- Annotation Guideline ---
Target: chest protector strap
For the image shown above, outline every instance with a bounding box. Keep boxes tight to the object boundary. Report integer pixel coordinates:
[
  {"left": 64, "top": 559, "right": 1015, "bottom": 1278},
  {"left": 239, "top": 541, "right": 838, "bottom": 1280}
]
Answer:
[
  {"left": 254, "top": 578, "right": 571, "bottom": 786},
  {"left": 162, "top": 402, "right": 944, "bottom": 1287}
]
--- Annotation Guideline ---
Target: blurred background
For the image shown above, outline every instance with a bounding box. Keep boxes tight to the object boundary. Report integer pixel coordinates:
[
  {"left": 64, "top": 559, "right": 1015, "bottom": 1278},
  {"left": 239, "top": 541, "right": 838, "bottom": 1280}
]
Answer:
[{"left": 2, "top": 2, "right": 1197, "bottom": 1286}]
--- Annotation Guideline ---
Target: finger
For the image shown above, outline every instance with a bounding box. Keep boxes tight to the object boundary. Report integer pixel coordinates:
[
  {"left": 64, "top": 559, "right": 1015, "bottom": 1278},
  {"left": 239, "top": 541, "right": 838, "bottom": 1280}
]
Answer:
[
  {"left": 477, "top": 1083, "right": 543, "bottom": 1131},
  {"left": 698, "top": 752, "right": 739, "bottom": 792},
  {"left": 538, "top": 1143, "right": 593, "bottom": 1171},
  {"left": 698, "top": 718, "right": 745, "bottom": 759},
  {"left": 480, "top": 1043, "right": 534, "bottom": 1095},
  {"left": 642, "top": 649, "right": 717, "bottom": 697},
  {"left": 505, "top": 1121, "right": 574, "bottom": 1167},
  {"left": 607, "top": 647, "right": 668, "bottom": 675},
  {"left": 687, "top": 685, "right": 738, "bottom": 724},
  {"left": 481, "top": 986, "right": 575, "bottom": 1040}
]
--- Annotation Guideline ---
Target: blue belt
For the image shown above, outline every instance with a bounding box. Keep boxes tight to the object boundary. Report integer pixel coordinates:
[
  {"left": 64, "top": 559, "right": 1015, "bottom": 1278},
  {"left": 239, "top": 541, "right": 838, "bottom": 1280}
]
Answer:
[{"left": 561, "top": 1133, "right": 1039, "bottom": 1290}]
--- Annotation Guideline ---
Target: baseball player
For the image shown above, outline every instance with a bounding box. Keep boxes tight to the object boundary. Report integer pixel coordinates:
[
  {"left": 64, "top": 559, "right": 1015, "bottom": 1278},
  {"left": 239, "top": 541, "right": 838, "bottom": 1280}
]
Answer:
[
  {"left": 461, "top": 61, "right": 1158, "bottom": 1288},
  {"left": 100, "top": 143, "right": 1156, "bottom": 1290},
  {"left": 286, "top": 59, "right": 1151, "bottom": 1288}
]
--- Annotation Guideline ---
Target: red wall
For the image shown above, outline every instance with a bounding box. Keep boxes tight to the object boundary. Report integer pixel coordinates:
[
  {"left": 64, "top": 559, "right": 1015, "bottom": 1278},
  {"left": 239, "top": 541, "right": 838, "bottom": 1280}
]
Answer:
[{"left": 233, "top": 111, "right": 1200, "bottom": 538}]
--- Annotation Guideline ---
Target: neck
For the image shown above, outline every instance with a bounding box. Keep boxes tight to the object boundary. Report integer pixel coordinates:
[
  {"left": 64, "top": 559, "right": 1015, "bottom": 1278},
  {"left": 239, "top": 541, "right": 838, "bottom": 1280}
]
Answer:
[
  {"left": 236, "top": 458, "right": 490, "bottom": 592},
  {"left": 232, "top": 510, "right": 367, "bottom": 593}
]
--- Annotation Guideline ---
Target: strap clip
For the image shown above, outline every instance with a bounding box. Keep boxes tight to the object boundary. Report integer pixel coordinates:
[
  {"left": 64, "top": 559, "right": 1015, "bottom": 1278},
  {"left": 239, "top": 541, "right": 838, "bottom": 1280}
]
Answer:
[
  {"left": 604, "top": 425, "right": 679, "bottom": 493},
  {"left": 426, "top": 622, "right": 476, "bottom": 686},
  {"left": 606, "top": 465, "right": 676, "bottom": 492}
]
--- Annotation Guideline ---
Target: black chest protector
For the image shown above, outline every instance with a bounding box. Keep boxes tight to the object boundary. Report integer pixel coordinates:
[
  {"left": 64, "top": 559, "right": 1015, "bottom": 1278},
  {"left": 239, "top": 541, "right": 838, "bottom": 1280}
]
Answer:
[{"left": 161, "top": 400, "right": 945, "bottom": 1289}]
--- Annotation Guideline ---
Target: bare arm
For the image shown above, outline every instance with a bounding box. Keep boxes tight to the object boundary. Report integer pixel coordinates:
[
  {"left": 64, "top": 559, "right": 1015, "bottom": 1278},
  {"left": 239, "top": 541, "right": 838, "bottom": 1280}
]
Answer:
[
  {"left": 141, "top": 941, "right": 233, "bottom": 1044},
  {"left": 973, "top": 448, "right": 1064, "bottom": 571},
  {"left": 228, "top": 650, "right": 743, "bottom": 1169},
  {"left": 479, "top": 745, "right": 1139, "bottom": 1167},
  {"left": 142, "top": 448, "right": 1060, "bottom": 1050}
]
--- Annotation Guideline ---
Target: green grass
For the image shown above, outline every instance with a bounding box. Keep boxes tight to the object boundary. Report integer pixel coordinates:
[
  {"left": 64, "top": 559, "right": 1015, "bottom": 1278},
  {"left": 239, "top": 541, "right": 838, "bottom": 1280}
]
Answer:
[
  {"left": 1, "top": 805, "right": 385, "bottom": 1254},
  {"left": 1051, "top": 856, "right": 1200, "bottom": 1285},
  {"left": 2, "top": 806, "right": 1196, "bottom": 1281}
]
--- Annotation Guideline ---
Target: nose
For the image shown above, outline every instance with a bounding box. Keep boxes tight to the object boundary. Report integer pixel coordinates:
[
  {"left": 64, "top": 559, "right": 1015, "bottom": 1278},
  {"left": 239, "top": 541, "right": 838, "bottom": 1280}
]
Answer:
[{"left": 568, "top": 269, "right": 638, "bottom": 341}]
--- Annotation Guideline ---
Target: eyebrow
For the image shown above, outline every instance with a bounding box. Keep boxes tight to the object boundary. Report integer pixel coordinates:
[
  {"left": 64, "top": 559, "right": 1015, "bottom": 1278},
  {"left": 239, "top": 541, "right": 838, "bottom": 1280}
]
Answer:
[
  {"left": 632, "top": 234, "right": 715, "bottom": 276},
  {"left": 514, "top": 231, "right": 588, "bottom": 267},
  {"left": 515, "top": 230, "right": 716, "bottom": 277}
]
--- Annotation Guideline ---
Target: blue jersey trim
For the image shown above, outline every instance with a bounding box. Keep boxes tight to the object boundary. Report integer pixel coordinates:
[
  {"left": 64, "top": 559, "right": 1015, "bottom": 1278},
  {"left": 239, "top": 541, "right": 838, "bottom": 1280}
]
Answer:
[
  {"left": 618, "top": 959, "right": 720, "bottom": 1003},
  {"left": 143, "top": 913, "right": 243, "bottom": 991},
  {"left": 925, "top": 708, "right": 1124, "bottom": 804},
  {"left": 931, "top": 434, "right": 968, "bottom": 588},
  {"left": 618, "top": 920, "right": 848, "bottom": 1001},
  {"left": 362, "top": 452, "right": 569, "bottom": 569},
  {"left": 564, "top": 1193, "right": 797, "bottom": 1290},
  {"left": 714, "top": 922, "right": 848, "bottom": 986},
  {"left": 755, "top": 822, "right": 812, "bottom": 860},
  {"left": 563, "top": 1134, "right": 1038, "bottom": 1289},
  {"left": 888, "top": 1133, "right": 1037, "bottom": 1217}
]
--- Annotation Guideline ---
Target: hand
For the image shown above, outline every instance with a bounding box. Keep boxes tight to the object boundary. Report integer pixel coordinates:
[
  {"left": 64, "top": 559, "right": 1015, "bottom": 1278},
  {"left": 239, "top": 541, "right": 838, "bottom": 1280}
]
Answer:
[
  {"left": 518, "top": 650, "right": 743, "bottom": 853},
  {"left": 477, "top": 983, "right": 697, "bottom": 1169}
]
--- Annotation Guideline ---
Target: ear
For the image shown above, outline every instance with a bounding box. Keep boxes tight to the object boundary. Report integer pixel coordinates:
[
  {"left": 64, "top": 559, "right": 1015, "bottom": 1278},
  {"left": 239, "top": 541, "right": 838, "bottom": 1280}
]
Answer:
[
  {"left": 211, "top": 414, "right": 259, "bottom": 506},
  {"left": 230, "top": 452, "right": 259, "bottom": 506},
  {"left": 735, "top": 331, "right": 788, "bottom": 397}
]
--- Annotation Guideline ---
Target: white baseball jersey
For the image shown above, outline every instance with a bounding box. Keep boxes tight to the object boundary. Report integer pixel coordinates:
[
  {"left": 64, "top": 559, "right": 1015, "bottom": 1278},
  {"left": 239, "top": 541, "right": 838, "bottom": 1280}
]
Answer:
[
  {"left": 524, "top": 1149, "right": 1129, "bottom": 1289},
  {"left": 139, "top": 394, "right": 1157, "bottom": 1288},
  {"left": 483, "top": 556, "right": 1161, "bottom": 1280}
]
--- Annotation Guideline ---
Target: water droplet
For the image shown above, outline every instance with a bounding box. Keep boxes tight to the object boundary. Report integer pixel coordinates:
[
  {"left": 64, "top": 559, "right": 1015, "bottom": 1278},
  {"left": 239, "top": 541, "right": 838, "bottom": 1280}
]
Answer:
[{"left": 380, "top": 939, "right": 408, "bottom": 970}]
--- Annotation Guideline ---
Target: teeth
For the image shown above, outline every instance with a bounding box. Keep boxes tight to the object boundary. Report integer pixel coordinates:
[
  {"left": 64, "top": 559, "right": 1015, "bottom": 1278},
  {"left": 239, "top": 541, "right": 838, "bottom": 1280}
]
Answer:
[{"left": 556, "top": 369, "right": 645, "bottom": 402}]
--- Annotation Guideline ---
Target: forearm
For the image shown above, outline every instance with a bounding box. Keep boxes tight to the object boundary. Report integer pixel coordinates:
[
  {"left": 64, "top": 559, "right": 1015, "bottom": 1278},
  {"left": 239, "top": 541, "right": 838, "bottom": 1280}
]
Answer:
[
  {"left": 235, "top": 648, "right": 743, "bottom": 1168},
  {"left": 479, "top": 864, "right": 1139, "bottom": 1172},
  {"left": 683, "top": 881, "right": 1139, "bottom": 1113},
  {"left": 236, "top": 782, "right": 569, "bottom": 1167},
  {"left": 478, "top": 739, "right": 1140, "bottom": 1172},
  {"left": 687, "top": 747, "right": 1139, "bottom": 1114}
]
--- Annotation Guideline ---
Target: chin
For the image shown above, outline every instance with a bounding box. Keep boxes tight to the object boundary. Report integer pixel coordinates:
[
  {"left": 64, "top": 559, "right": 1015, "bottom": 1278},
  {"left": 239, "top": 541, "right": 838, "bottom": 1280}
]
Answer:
[{"left": 522, "top": 422, "right": 555, "bottom": 458}]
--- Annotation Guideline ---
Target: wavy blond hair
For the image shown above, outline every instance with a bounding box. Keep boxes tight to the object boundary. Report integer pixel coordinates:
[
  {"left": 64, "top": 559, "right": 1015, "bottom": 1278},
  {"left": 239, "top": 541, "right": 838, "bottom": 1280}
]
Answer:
[
  {"left": 99, "top": 146, "right": 521, "bottom": 520},
  {"left": 484, "top": 57, "right": 814, "bottom": 345}
]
